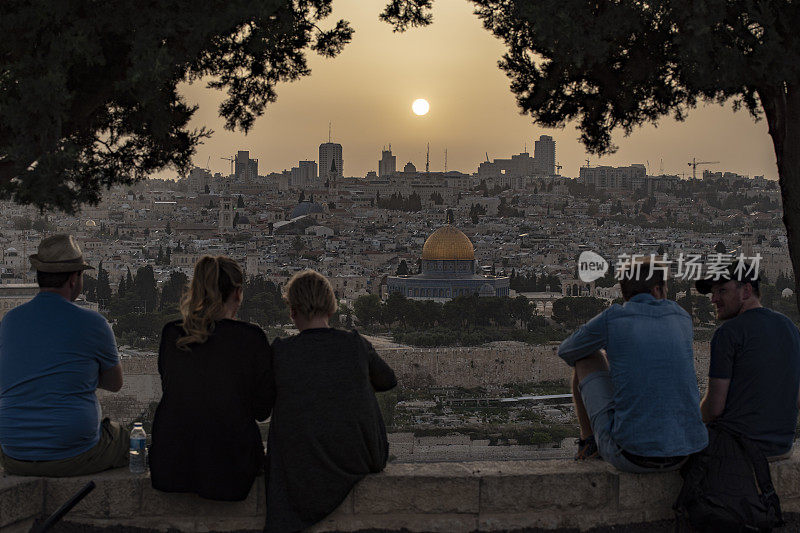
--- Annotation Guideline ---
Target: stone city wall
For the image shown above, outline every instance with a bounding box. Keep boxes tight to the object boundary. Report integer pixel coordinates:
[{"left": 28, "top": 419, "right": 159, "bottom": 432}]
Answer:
[{"left": 98, "top": 342, "right": 712, "bottom": 424}]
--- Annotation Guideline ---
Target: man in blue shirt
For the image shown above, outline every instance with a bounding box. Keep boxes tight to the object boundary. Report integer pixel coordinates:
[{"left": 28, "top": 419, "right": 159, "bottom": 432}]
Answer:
[
  {"left": 697, "top": 262, "right": 800, "bottom": 459},
  {"left": 558, "top": 258, "right": 707, "bottom": 472},
  {"left": 0, "top": 234, "right": 128, "bottom": 476}
]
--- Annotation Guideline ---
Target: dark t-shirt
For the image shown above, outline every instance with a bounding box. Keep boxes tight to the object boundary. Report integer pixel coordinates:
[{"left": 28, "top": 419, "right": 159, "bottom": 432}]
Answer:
[
  {"left": 709, "top": 307, "right": 800, "bottom": 456},
  {"left": 149, "top": 319, "right": 273, "bottom": 501},
  {"left": 265, "top": 328, "right": 396, "bottom": 533}
]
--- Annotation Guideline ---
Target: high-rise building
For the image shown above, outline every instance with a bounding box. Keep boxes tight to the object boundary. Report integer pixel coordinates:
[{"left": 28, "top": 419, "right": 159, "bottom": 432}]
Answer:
[
  {"left": 534, "top": 135, "right": 556, "bottom": 175},
  {"left": 379, "top": 147, "right": 396, "bottom": 177},
  {"left": 234, "top": 151, "right": 259, "bottom": 181},
  {"left": 187, "top": 167, "right": 211, "bottom": 194},
  {"left": 291, "top": 160, "right": 318, "bottom": 188},
  {"left": 319, "top": 142, "right": 343, "bottom": 186}
]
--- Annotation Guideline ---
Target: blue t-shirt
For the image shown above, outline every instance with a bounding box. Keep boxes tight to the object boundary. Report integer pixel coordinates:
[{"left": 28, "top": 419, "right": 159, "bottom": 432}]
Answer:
[
  {"left": 0, "top": 292, "right": 119, "bottom": 460},
  {"left": 709, "top": 307, "right": 800, "bottom": 456},
  {"left": 558, "top": 293, "right": 708, "bottom": 456}
]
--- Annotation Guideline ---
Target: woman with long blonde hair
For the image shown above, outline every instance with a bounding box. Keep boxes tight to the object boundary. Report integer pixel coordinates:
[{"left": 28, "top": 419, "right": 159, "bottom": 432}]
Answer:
[{"left": 149, "top": 256, "right": 273, "bottom": 501}]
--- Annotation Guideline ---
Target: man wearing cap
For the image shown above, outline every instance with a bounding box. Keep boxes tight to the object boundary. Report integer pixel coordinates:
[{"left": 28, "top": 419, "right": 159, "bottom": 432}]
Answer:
[
  {"left": 697, "top": 260, "right": 800, "bottom": 459},
  {"left": 0, "top": 234, "right": 128, "bottom": 476}
]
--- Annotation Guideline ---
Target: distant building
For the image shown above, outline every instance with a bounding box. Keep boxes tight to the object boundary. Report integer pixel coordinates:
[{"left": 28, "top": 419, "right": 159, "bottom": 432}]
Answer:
[
  {"left": 534, "top": 135, "right": 556, "bottom": 175},
  {"left": 579, "top": 164, "right": 647, "bottom": 191},
  {"left": 477, "top": 135, "right": 557, "bottom": 181},
  {"left": 291, "top": 160, "right": 318, "bottom": 188},
  {"left": 702, "top": 170, "right": 749, "bottom": 185},
  {"left": 477, "top": 152, "right": 536, "bottom": 182},
  {"left": 379, "top": 148, "right": 396, "bottom": 177},
  {"left": 187, "top": 167, "right": 211, "bottom": 194},
  {"left": 386, "top": 220, "right": 510, "bottom": 301},
  {"left": 235, "top": 151, "right": 259, "bottom": 181},
  {"left": 290, "top": 200, "right": 324, "bottom": 220},
  {"left": 0, "top": 284, "right": 38, "bottom": 319},
  {"left": 219, "top": 197, "right": 235, "bottom": 232},
  {"left": 319, "top": 142, "right": 343, "bottom": 185}
]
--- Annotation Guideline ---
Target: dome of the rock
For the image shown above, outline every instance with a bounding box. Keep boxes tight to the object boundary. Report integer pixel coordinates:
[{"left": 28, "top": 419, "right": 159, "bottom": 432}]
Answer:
[{"left": 421, "top": 225, "right": 474, "bottom": 261}]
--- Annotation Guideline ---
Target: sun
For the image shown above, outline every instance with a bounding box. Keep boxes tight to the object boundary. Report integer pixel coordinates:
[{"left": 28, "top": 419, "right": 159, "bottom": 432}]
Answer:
[{"left": 412, "top": 98, "right": 430, "bottom": 116}]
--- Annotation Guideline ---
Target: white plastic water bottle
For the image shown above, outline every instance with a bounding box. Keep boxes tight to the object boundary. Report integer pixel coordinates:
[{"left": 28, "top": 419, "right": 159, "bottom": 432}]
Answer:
[{"left": 129, "top": 422, "right": 147, "bottom": 474}]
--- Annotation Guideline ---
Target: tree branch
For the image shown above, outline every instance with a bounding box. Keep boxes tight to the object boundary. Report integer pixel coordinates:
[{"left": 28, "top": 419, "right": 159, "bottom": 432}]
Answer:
[{"left": 0, "top": 160, "right": 18, "bottom": 186}]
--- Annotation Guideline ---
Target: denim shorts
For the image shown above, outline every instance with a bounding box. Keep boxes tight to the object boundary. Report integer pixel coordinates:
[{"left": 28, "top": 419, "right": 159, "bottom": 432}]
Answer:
[{"left": 579, "top": 370, "right": 685, "bottom": 473}]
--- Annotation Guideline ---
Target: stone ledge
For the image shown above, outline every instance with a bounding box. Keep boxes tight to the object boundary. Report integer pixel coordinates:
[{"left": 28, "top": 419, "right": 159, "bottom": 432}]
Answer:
[{"left": 2, "top": 453, "right": 799, "bottom": 532}]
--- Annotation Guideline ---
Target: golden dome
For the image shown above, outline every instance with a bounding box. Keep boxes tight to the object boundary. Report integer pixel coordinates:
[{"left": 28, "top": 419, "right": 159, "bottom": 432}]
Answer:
[{"left": 422, "top": 225, "right": 474, "bottom": 261}]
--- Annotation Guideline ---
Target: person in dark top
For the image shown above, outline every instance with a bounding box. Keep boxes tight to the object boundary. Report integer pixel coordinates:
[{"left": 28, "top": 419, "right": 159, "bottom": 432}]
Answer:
[
  {"left": 149, "top": 256, "right": 272, "bottom": 501},
  {"left": 697, "top": 260, "right": 800, "bottom": 458},
  {"left": 265, "top": 269, "right": 397, "bottom": 533}
]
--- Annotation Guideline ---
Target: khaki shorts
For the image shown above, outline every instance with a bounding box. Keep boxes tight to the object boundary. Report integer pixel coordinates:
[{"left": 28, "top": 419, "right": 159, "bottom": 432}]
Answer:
[{"left": 0, "top": 418, "right": 129, "bottom": 477}]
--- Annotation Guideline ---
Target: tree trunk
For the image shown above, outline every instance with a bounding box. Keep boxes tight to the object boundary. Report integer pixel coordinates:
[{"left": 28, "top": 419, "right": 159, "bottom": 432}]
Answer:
[{"left": 759, "top": 83, "right": 800, "bottom": 314}]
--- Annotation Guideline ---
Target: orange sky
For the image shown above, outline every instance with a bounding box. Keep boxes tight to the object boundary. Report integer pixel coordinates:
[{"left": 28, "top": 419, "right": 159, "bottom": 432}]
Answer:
[{"left": 176, "top": 0, "right": 778, "bottom": 181}]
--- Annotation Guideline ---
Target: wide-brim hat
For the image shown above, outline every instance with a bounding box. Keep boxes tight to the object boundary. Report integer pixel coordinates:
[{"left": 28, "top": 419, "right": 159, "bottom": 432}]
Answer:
[
  {"left": 695, "top": 260, "right": 759, "bottom": 295},
  {"left": 29, "top": 234, "right": 95, "bottom": 273}
]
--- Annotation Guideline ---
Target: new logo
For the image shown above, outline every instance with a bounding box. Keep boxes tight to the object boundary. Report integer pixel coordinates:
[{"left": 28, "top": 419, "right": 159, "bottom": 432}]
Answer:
[{"left": 578, "top": 251, "right": 609, "bottom": 283}]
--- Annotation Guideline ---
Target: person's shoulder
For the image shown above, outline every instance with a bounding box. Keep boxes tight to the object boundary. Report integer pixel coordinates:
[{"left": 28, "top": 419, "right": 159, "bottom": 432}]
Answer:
[
  {"left": 711, "top": 315, "right": 740, "bottom": 343},
  {"left": 70, "top": 303, "right": 111, "bottom": 328},
  {"left": 763, "top": 307, "right": 800, "bottom": 333},
  {"left": 1, "top": 301, "right": 26, "bottom": 322},
  {"left": 161, "top": 319, "right": 183, "bottom": 336},
  {"left": 220, "top": 319, "right": 268, "bottom": 342},
  {"left": 347, "top": 328, "right": 376, "bottom": 349},
  {"left": 662, "top": 298, "right": 691, "bottom": 318}
]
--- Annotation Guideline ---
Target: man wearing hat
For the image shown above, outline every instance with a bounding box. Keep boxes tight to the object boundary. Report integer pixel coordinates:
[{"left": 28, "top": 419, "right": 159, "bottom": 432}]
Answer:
[
  {"left": 697, "top": 259, "right": 800, "bottom": 459},
  {"left": 0, "top": 234, "right": 128, "bottom": 476}
]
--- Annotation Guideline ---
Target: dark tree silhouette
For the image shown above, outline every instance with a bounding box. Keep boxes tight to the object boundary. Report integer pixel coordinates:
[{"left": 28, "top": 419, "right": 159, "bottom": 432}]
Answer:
[{"left": 0, "top": 1, "right": 354, "bottom": 212}]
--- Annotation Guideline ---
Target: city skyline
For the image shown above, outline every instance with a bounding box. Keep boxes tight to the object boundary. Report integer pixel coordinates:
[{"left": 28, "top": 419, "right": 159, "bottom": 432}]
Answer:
[{"left": 172, "top": 0, "right": 778, "bottom": 181}]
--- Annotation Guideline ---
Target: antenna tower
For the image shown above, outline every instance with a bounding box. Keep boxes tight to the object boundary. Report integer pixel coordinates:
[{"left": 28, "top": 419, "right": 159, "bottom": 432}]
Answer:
[
  {"left": 425, "top": 143, "right": 430, "bottom": 173},
  {"left": 444, "top": 148, "right": 448, "bottom": 172}
]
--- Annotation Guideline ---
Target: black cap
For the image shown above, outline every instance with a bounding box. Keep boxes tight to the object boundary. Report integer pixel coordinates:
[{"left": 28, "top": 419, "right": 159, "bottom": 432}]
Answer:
[{"left": 695, "top": 260, "right": 759, "bottom": 295}]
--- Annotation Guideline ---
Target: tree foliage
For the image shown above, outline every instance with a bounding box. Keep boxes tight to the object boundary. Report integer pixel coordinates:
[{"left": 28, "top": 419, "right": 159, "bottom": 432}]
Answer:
[
  {"left": 0, "top": 0, "right": 354, "bottom": 212},
  {"left": 551, "top": 297, "right": 608, "bottom": 329}
]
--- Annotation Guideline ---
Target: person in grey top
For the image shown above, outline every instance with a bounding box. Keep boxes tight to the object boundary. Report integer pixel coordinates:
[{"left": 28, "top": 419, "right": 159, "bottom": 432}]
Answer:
[
  {"left": 264, "top": 270, "right": 396, "bottom": 533},
  {"left": 697, "top": 261, "right": 800, "bottom": 458}
]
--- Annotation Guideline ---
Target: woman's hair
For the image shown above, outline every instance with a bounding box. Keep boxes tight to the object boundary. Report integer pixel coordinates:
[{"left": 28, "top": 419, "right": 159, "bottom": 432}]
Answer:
[
  {"left": 284, "top": 269, "right": 337, "bottom": 320},
  {"left": 177, "top": 256, "right": 244, "bottom": 350}
]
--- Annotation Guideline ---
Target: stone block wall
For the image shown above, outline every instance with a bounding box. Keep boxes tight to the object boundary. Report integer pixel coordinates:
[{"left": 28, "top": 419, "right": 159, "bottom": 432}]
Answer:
[
  {"left": 98, "top": 341, "right": 713, "bottom": 424},
  {"left": 1, "top": 452, "right": 798, "bottom": 532}
]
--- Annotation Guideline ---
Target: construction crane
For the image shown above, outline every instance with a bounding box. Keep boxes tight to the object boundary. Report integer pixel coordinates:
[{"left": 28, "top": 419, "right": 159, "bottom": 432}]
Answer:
[
  {"left": 687, "top": 157, "right": 719, "bottom": 180},
  {"left": 220, "top": 156, "right": 235, "bottom": 176}
]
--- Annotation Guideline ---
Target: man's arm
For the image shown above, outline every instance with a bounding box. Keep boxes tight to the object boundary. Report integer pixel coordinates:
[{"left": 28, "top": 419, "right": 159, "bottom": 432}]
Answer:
[
  {"left": 557, "top": 311, "right": 608, "bottom": 366},
  {"left": 98, "top": 363, "right": 123, "bottom": 392},
  {"left": 700, "top": 377, "right": 730, "bottom": 423}
]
